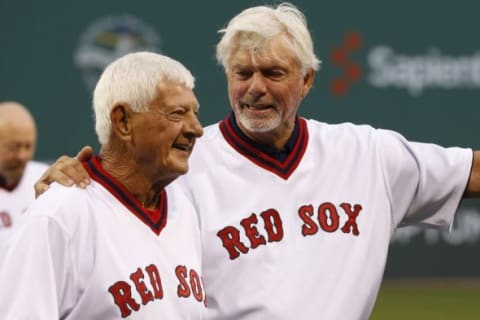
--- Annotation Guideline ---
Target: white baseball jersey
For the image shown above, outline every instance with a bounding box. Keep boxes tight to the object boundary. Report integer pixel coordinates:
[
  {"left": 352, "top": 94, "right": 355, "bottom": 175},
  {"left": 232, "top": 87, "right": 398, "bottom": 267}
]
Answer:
[
  {"left": 176, "top": 114, "right": 472, "bottom": 320},
  {"left": 0, "top": 157, "right": 206, "bottom": 319},
  {"left": 0, "top": 160, "right": 48, "bottom": 265}
]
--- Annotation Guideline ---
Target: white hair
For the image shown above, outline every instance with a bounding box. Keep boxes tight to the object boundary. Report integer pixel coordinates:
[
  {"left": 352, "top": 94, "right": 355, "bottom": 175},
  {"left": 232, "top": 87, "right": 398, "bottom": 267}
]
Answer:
[
  {"left": 93, "top": 51, "right": 195, "bottom": 145},
  {"left": 216, "top": 2, "right": 321, "bottom": 75}
]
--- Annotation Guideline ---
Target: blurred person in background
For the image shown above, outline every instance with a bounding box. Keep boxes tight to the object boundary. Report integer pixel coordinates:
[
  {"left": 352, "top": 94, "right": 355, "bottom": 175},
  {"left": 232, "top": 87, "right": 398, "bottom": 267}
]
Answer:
[{"left": 0, "top": 101, "right": 48, "bottom": 265}]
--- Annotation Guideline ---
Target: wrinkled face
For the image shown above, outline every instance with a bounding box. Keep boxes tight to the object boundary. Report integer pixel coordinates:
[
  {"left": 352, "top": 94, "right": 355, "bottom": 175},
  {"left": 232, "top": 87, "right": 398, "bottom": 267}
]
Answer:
[
  {"left": 130, "top": 81, "right": 203, "bottom": 182},
  {"left": 0, "top": 121, "right": 36, "bottom": 186},
  {"left": 226, "top": 36, "right": 313, "bottom": 144}
]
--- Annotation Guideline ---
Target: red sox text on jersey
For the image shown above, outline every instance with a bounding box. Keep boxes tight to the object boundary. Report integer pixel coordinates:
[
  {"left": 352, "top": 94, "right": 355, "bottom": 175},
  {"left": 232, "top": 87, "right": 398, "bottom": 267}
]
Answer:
[
  {"left": 217, "top": 202, "right": 362, "bottom": 259},
  {"left": 108, "top": 263, "right": 206, "bottom": 318}
]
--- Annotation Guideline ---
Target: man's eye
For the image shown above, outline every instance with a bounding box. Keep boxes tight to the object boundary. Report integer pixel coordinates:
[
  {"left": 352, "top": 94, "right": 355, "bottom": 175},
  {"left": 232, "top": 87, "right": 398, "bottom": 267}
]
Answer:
[
  {"left": 265, "top": 70, "right": 285, "bottom": 79},
  {"left": 3, "top": 143, "right": 19, "bottom": 152},
  {"left": 235, "top": 70, "right": 251, "bottom": 79},
  {"left": 165, "top": 110, "right": 185, "bottom": 121}
]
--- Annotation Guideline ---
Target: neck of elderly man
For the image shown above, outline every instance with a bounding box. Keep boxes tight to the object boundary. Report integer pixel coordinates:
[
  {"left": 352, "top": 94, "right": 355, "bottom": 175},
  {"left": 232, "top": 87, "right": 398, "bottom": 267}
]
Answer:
[{"left": 100, "top": 139, "right": 171, "bottom": 210}]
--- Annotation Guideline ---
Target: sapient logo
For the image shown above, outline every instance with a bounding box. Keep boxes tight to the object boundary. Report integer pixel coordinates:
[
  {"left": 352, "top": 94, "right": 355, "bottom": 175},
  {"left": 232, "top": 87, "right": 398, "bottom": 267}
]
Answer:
[
  {"left": 330, "top": 31, "right": 480, "bottom": 97},
  {"left": 74, "top": 14, "right": 161, "bottom": 91},
  {"left": 330, "top": 32, "right": 363, "bottom": 97},
  {"left": 368, "top": 46, "right": 480, "bottom": 96}
]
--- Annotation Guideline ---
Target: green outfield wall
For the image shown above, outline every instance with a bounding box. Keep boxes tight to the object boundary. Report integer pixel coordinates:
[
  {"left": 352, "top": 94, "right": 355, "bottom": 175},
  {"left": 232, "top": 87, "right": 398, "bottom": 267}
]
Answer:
[{"left": 1, "top": 0, "right": 479, "bottom": 277}]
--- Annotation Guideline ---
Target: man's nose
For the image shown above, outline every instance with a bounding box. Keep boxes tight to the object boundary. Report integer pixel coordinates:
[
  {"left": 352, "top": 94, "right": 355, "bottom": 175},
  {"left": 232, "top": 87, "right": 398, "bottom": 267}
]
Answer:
[
  {"left": 16, "top": 146, "right": 33, "bottom": 162},
  {"left": 248, "top": 73, "right": 267, "bottom": 98},
  {"left": 185, "top": 113, "right": 203, "bottom": 138}
]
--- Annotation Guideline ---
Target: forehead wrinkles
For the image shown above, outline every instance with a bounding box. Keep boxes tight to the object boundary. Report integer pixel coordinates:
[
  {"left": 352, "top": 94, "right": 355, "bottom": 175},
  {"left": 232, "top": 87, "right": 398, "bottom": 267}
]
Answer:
[
  {"left": 231, "top": 33, "right": 300, "bottom": 69},
  {"left": 151, "top": 81, "right": 198, "bottom": 111}
]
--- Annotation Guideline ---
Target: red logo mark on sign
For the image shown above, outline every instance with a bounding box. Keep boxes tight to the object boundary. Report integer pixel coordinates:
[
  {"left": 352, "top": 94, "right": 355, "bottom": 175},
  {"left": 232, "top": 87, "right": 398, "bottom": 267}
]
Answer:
[{"left": 330, "top": 32, "right": 363, "bottom": 96}]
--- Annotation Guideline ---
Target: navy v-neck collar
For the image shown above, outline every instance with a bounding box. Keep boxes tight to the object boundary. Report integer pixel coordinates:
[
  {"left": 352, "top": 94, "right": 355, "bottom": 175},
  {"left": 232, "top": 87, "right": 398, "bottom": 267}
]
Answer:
[
  {"left": 83, "top": 156, "right": 168, "bottom": 235},
  {"left": 219, "top": 112, "right": 308, "bottom": 179}
]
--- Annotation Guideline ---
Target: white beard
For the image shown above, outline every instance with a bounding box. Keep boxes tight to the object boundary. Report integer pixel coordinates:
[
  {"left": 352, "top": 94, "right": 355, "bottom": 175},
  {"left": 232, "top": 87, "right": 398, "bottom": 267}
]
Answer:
[{"left": 236, "top": 110, "right": 282, "bottom": 133}]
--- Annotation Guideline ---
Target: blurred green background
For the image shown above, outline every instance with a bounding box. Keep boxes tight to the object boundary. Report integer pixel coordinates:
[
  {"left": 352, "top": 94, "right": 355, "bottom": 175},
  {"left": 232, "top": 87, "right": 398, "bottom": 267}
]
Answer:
[
  {"left": 372, "top": 280, "right": 480, "bottom": 319},
  {"left": 2, "top": 0, "right": 479, "bottom": 316}
]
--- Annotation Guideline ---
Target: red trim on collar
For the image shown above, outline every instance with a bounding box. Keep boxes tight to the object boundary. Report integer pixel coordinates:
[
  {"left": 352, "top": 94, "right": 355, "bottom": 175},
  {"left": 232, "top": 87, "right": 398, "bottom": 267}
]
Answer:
[
  {"left": 219, "top": 116, "right": 309, "bottom": 179},
  {"left": 83, "top": 156, "right": 168, "bottom": 235}
]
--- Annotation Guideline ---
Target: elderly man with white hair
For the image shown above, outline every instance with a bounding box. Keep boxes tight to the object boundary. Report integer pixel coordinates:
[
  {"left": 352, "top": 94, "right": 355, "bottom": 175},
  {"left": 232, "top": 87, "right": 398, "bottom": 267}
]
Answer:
[
  {"left": 0, "top": 52, "right": 205, "bottom": 319},
  {"left": 34, "top": 3, "right": 480, "bottom": 320}
]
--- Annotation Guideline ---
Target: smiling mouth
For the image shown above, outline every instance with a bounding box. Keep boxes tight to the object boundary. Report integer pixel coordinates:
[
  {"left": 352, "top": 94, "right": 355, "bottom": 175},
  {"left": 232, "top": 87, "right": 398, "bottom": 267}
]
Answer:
[
  {"left": 241, "top": 103, "right": 275, "bottom": 111},
  {"left": 173, "top": 143, "right": 192, "bottom": 152}
]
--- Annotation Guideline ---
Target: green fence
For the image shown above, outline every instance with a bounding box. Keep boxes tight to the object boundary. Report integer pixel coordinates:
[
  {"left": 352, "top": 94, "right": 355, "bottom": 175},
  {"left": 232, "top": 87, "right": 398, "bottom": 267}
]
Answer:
[{"left": 2, "top": 0, "right": 479, "bottom": 277}]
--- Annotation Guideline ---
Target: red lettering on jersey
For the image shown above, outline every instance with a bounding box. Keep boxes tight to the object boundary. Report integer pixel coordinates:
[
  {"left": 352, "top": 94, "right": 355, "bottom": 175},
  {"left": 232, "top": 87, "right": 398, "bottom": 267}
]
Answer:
[
  {"left": 298, "top": 204, "right": 319, "bottom": 236},
  {"left": 260, "top": 209, "right": 284, "bottom": 242},
  {"left": 130, "top": 267, "right": 154, "bottom": 305},
  {"left": 299, "top": 202, "right": 362, "bottom": 237},
  {"left": 241, "top": 213, "right": 267, "bottom": 249},
  {"left": 176, "top": 266, "right": 206, "bottom": 304},
  {"left": 176, "top": 265, "right": 191, "bottom": 297},
  {"left": 217, "top": 226, "right": 249, "bottom": 259},
  {"left": 318, "top": 202, "right": 339, "bottom": 232},
  {"left": 145, "top": 264, "right": 164, "bottom": 299},
  {"left": 109, "top": 264, "right": 203, "bottom": 316},
  {"left": 218, "top": 202, "right": 363, "bottom": 259},
  {"left": 108, "top": 281, "right": 140, "bottom": 318},
  {"left": 189, "top": 269, "right": 204, "bottom": 302},
  {"left": 340, "top": 203, "right": 362, "bottom": 236},
  {"left": 0, "top": 211, "right": 12, "bottom": 228}
]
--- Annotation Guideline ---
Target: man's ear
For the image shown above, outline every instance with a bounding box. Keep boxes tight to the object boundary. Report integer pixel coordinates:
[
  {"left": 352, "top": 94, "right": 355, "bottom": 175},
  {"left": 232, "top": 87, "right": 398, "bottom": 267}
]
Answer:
[
  {"left": 110, "top": 104, "right": 133, "bottom": 141},
  {"left": 301, "top": 68, "right": 315, "bottom": 98}
]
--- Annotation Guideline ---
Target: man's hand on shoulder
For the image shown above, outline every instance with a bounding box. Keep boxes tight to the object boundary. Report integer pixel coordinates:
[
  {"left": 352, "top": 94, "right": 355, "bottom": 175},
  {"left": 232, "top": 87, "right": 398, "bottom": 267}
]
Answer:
[{"left": 35, "top": 146, "right": 94, "bottom": 198}]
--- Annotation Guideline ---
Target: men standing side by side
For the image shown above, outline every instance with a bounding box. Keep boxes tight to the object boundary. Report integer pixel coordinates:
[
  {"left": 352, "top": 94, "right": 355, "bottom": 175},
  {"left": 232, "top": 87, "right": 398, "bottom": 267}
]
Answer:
[
  {"left": 0, "top": 101, "right": 48, "bottom": 265},
  {"left": 34, "top": 3, "right": 480, "bottom": 320},
  {"left": 0, "top": 52, "right": 206, "bottom": 319}
]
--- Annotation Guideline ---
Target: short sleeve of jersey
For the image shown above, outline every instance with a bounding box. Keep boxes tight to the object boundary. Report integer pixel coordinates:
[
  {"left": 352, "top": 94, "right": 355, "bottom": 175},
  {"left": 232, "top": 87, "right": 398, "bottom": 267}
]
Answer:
[
  {"left": 377, "top": 129, "right": 472, "bottom": 230},
  {"left": 0, "top": 198, "right": 78, "bottom": 318}
]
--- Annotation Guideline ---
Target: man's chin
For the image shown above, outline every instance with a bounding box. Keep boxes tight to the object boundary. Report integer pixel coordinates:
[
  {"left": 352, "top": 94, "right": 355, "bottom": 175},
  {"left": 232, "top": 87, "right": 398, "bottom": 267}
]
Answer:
[
  {"left": 169, "top": 162, "right": 189, "bottom": 177},
  {"left": 1, "top": 171, "right": 24, "bottom": 187},
  {"left": 239, "top": 119, "right": 280, "bottom": 133},
  {"left": 176, "top": 166, "right": 189, "bottom": 175},
  {"left": 237, "top": 111, "right": 280, "bottom": 132}
]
